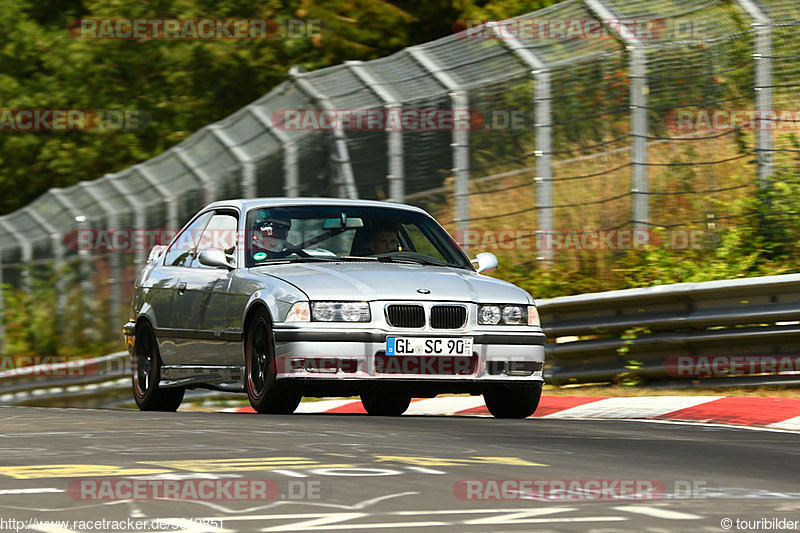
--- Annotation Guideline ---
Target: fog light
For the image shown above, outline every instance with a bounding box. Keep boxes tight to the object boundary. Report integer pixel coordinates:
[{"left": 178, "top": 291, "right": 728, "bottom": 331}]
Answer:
[{"left": 506, "top": 361, "right": 543, "bottom": 376}]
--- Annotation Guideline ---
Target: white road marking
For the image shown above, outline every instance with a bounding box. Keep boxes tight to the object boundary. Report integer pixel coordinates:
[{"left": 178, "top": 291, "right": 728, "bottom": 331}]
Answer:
[
  {"left": 403, "top": 396, "right": 486, "bottom": 415},
  {"left": 543, "top": 396, "right": 724, "bottom": 419},
  {"left": 294, "top": 399, "right": 361, "bottom": 413},
  {"left": 154, "top": 491, "right": 420, "bottom": 515},
  {"left": 467, "top": 517, "right": 627, "bottom": 525},
  {"left": 0, "top": 488, "right": 63, "bottom": 495},
  {"left": 392, "top": 507, "right": 576, "bottom": 516},
  {"left": 404, "top": 466, "right": 446, "bottom": 474},
  {"left": 259, "top": 513, "right": 446, "bottom": 532},
  {"left": 177, "top": 508, "right": 629, "bottom": 531},
  {"left": 621, "top": 418, "right": 800, "bottom": 434},
  {"left": 270, "top": 469, "right": 308, "bottom": 478},
  {"left": 613, "top": 505, "right": 702, "bottom": 519},
  {"left": 27, "top": 525, "right": 78, "bottom": 533},
  {"left": 768, "top": 415, "right": 800, "bottom": 431}
]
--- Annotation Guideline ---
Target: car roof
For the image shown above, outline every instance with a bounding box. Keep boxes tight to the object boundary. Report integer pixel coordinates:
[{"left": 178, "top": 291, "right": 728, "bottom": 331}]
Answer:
[{"left": 204, "top": 197, "right": 430, "bottom": 215}]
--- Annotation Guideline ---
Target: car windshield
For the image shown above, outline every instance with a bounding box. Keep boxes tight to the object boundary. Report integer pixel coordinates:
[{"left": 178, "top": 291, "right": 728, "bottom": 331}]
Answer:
[{"left": 244, "top": 205, "right": 472, "bottom": 269}]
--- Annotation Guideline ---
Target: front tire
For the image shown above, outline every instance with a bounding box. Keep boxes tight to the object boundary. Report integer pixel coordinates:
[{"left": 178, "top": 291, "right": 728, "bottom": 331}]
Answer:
[
  {"left": 245, "top": 308, "right": 301, "bottom": 414},
  {"left": 132, "top": 323, "right": 184, "bottom": 412},
  {"left": 484, "top": 384, "right": 542, "bottom": 419},
  {"left": 360, "top": 392, "right": 411, "bottom": 416}
]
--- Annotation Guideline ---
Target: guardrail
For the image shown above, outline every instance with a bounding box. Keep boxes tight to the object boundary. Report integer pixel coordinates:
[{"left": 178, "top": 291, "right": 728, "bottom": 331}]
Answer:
[
  {"left": 2, "top": 273, "right": 798, "bottom": 407},
  {"left": 0, "top": 351, "right": 234, "bottom": 408},
  {"left": 0, "top": 352, "right": 130, "bottom": 407},
  {"left": 538, "top": 273, "right": 800, "bottom": 385}
]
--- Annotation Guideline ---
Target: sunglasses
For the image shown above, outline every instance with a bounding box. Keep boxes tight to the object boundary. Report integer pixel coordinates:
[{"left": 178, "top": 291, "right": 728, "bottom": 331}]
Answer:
[{"left": 257, "top": 223, "right": 290, "bottom": 239}]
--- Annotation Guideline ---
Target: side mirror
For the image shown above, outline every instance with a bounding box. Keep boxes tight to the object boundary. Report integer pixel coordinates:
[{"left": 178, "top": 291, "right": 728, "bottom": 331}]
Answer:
[
  {"left": 472, "top": 251, "right": 498, "bottom": 273},
  {"left": 147, "top": 245, "right": 167, "bottom": 263},
  {"left": 198, "top": 248, "right": 233, "bottom": 270}
]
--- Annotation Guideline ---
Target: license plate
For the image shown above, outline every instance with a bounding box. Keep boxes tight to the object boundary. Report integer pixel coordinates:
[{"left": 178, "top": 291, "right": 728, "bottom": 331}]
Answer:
[{"left": 386, "top": 337, "right": 473, "bottom": 356}]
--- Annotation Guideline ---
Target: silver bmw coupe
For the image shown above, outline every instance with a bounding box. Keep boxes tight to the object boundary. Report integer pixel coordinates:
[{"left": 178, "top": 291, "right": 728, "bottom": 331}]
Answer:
[{"left": 123, "top": 198, "right": 546, "bottom": 418}]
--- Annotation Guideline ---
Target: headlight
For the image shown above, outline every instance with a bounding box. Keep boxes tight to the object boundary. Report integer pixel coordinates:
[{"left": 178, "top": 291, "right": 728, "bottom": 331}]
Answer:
[
  {"left": 478, "top": 305, "right": 501, "bottom": 325},
  {"left": 311, "top": 302, "right": 371, "bottom": 322},
  {"left": 502, "top": 305, "right": 524, "bottom": 325},
  {"left": 478, "top": 304, "right": 531, "bottom": 325}
]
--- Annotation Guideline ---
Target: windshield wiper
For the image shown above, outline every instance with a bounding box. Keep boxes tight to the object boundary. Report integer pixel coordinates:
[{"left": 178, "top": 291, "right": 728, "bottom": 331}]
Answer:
[
  {"left": 375, "top": 255, "right": 447, "bottom": 267},
  {"left": 255, "top": 256, "right": 378, "bottom": 265},
  {"left": 253, "top": 257, "right": 338, "bottom": 265}
]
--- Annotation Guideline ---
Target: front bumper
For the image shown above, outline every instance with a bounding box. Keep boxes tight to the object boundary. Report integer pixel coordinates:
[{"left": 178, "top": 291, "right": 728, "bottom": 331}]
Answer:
[{"left": 272, "top": 327, "right": 546, "bottom": 384}]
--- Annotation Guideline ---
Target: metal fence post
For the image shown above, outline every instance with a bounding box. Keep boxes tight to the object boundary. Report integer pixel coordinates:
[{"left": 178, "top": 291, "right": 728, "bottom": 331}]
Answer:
[
  {"left": 490, "top": 22, "right": 554, "bottom": 264},
  {"left": 174, "top": 143, "right": 218, "bottom": 205},
  {"left": 1, "top": 218, "right": 33, "bottom": 293},
  {"left": 630, "top": 47, "right": 649, "bottom": 231},
  {"left": 24, "top": 207, "right": 66, "bottom": 318},
  {"left": 347, "top": 60, "right": 405, "bottom": 203},
  {"left": 49, "top": 190, "right": 94, "bottom": 341},
  {"left": 407, "top": 47, "right": 470, "bottom": 232},
  {"left": 289, "top": 66, "right": 359, "bottom": 199},
  {"left": 737, "top": 0, "right": 773, "bottom": 187},
  {"left": 78, "top": 182, "right": 122, "bottom": 340},
  {"left": 0, "top": 219, "right": 33, "bottom": 350},
  {"left": 210, "top": 126, "right": 259, "bottom": 199},
  {"left": 246, "top": 107, "right": 301, "bottom": 197},
  {"left": 585, "top": 0, "right": 649, "bottom": 233},
  {"left": 135, "top": 165, "right": 179, "bottom": 231},
  {"left": 106, "top": 174, "right": 149, "bottom": 267},
  {"left": 0, "top": 248, "right": 4, "bottom": 353}
]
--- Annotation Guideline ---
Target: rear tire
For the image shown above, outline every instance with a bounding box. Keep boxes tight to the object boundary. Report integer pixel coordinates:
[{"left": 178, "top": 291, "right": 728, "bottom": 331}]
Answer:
[
  {"left": 245, "top": 308, "right": 301, "bottom": 414},
  {"left": 484, "top": 384, "right": 542, "bottom": 419},
  {"left": 132, "top": 323, "right": 184, "bottom": 412},
  {"left": 360, "top": 392, "right": 411, "bottom": 416}
]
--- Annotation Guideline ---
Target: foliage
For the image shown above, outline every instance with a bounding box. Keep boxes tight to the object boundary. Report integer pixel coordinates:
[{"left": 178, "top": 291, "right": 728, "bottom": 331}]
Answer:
[
  {"left": 615, "top": 327, "right": 649, "bottom": 387},
  {"left": 0, "top": 0, "right": 561, "bottom": 216},
  {"left": 1, "top": 262, "right": 121, "bottom": 356},
  {"left": 487, "top": 167, "right": 800, "bottom": 300}
]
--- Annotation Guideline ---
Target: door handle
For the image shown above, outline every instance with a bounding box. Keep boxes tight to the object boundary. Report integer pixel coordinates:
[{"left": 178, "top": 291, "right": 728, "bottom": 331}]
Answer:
[{"left": 177, "top": 281, "right": 187, "bottom": 293}]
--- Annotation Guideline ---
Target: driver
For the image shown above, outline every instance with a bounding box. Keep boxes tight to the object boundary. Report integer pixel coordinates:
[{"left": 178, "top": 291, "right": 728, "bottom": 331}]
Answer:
[
  {"left": 251, "top": 213, "right": 293, "bottom": 259},
  {"left": 367, "top": 224, "right": 401, "bottom": 254}
]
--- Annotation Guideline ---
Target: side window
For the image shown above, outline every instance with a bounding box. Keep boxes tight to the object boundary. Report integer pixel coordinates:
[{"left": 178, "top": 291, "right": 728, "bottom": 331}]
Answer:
[
  {"left": 191, "top": 212, "right": 238, "bottom": 268},
  {"left": 163, "top": 212, "right": 213, "bottom": 267}
]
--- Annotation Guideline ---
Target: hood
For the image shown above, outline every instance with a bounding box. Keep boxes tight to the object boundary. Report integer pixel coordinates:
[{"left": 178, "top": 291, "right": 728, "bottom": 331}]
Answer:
[{"left": 253, "top": 262, "right": 531, "bottom": 304}]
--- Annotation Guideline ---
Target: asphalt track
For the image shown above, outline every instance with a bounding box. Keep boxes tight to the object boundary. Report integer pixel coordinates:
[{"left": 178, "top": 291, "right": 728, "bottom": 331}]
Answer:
[{"left": 0, "top": 406, "right": 798, "bottom": 532}]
